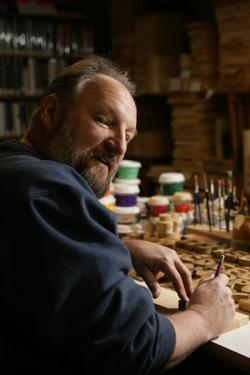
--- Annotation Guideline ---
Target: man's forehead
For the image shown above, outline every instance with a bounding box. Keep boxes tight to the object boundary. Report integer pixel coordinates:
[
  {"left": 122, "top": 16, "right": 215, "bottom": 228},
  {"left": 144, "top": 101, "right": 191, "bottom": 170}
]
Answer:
[
  {"left": 82, "top": 74, "right": 131, "bottom": 97},
  {"left": 79, "top": 74, "right": 136, "bottom": 112}
]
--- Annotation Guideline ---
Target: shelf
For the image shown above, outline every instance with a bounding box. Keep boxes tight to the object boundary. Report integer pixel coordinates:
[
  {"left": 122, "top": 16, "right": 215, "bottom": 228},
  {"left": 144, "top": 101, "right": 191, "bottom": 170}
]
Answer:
[
  {"left": 0, "top": 94, "right": 41, "bottom": 101},
  {"left": 0, "top": 52, "right": 77, "bottom": 59},
  {"left": 0, "top": 11, "right": 86, "bottom": 21},
  {"left": 0, "top": 134, "right": 22, "bottom": 140}
]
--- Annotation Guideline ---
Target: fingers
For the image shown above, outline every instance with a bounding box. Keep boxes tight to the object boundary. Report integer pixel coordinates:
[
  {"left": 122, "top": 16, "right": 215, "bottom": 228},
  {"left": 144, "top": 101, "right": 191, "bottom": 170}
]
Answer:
[
  {"left": 167, "top": 266, "right": 191, "bottom": 302},
  {"left": 159, "top": 250, "right": 193, "bottom": 302},
  {"left": 142, "top": 268, "right": 161, "bottom": 298},
  {"left": 216, "top": 273, "right": 229, "bottom": 285},
  {"left": 176, "top": 260, "right": 193, "bottom": 297}
]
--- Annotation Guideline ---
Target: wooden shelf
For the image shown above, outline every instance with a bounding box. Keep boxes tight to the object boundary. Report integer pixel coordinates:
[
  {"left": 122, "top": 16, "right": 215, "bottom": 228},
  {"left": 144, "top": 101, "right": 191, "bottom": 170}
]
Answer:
[
  {"left": 0, "top": 11, "right": 86, "bottom": 21},
  {"left": 0, "top": 134, "right": 22, "bottom": 140},
  {"left": 0, "top": 94, "right": 41, "bottom": 101}
]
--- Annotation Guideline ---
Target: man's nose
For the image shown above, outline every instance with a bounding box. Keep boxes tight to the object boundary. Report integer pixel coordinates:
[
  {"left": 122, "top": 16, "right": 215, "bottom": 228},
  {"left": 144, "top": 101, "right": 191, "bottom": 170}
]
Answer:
[{"left": 105, "top": 128, "right": 127, "bottom": 156}]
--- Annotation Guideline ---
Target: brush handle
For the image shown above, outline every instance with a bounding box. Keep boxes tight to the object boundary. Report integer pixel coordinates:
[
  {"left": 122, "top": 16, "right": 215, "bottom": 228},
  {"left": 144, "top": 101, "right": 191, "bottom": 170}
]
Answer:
[{"left": 205, "top": 191, "right": 212, "bottom": 231}]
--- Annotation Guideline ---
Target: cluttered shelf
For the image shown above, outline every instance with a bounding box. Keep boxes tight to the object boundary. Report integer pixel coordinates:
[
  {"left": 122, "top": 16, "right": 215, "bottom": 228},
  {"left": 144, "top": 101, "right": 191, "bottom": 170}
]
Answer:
[{"left": 0, "top": 1, "right": 95, "bottom": 139}]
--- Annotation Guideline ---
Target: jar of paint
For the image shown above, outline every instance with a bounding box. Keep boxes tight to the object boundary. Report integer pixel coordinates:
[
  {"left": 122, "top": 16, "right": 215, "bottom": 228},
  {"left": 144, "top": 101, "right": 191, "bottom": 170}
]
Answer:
[
  {"left": 113, "top": 183, "right": 140, "bottom": 207},
  {"left": 114, "top": 177, "right": 141, "bottom": 186},
  {"left": 159, "top": 172, "right": 185, "bottom": 196},
  {"left": 99, "top": 194, "right": 116, "bottom": 211},
  {"left": 117, "top": 160, "right": 141, "bottom": 180},
  {"left": 148, "top": 195, "right": 169, "bottom": 217},
  {"left": 113, "top": 205, "right": 140, "bottom": 224},
  {"left": 117, "top": 224, "right": 132, "bottom": 239},
  {"left": 137, "top": 196, "right": 149, "bottom": 218},
  {"left": 173, "top": 191, "right": 192, "bottom": 213}
]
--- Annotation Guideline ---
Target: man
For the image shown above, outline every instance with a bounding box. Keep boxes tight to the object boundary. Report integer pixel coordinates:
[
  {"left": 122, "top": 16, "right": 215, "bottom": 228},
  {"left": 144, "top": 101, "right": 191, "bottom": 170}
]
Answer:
[{"left": 0, "top": 55, "right": 235, "bottom": 374}]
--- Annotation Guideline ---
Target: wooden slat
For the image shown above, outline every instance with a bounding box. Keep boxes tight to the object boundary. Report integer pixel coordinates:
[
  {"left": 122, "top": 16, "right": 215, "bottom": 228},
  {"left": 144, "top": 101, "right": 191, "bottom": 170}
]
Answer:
[{"left": 135, "top": 280, "right": 249, "bottom": 332}]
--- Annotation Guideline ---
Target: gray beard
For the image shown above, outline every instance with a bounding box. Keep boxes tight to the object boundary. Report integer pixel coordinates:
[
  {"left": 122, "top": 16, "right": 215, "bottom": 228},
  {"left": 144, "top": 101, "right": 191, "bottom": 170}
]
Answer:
[{"left": 49, "top": 121, "right": 115, "bottom": 198}]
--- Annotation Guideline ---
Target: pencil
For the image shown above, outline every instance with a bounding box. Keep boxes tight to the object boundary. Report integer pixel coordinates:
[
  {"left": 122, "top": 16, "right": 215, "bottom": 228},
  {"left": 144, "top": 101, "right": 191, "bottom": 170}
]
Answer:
[{"left": 214, "top": 255, "right": 225, "bottom": 278}]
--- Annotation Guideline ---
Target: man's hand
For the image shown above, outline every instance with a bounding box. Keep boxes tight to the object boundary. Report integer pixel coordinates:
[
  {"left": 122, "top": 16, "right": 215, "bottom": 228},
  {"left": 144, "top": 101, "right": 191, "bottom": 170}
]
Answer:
[{"left": 123, "top": 239, "right": 193, "bottom": 302}]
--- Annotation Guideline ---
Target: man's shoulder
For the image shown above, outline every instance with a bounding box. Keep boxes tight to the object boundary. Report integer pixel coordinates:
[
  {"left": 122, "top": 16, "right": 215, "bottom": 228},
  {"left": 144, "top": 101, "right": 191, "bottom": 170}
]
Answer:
[{"left": 0, "top": 143, "right": 91, "bottom": 197}]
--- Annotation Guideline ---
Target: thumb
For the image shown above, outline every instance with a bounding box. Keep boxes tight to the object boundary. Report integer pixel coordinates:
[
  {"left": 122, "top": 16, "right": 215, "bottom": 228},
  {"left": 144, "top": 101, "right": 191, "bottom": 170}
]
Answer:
[{"left": 142, "top": 269, "right": 161, "bottom": 298}]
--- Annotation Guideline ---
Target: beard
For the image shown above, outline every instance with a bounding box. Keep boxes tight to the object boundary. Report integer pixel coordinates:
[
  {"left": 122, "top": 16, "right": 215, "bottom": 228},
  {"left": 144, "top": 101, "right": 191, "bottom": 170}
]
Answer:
[{"left": 49, "top": 119, "right": 117, "bottom": 198}]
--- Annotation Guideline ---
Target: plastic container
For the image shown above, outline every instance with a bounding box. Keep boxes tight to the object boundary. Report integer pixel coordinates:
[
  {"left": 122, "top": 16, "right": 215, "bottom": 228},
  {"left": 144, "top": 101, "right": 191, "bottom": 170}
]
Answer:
[
  {"left": 159, "top": 172, "right": 185, "bottom": 196},
  {"left": 173, "top": 191, "right": 192, "bottom": 213},
  {"left": 114, "top": 178, "right": 141, "bottom": 186},
  {"left": 99, "top": 194, "right": 116, "bottom": 211},
  {"left": 148, "top": 195, "right": 169, "bottom": 217},
  {"left": 113, "top": 205, "right": 140, "bottom": 224},
  {"left": 137, "top": 196, "right": 149, "bottom": 218},
  {"left": 117, "top": 160, "right": 141, "bottom": 180},
  {"left": 117, "top": 224, "right": 132, "bottom": 239},
  {"left": 113, "top": 183, "right": 140, "bottom": 207}
]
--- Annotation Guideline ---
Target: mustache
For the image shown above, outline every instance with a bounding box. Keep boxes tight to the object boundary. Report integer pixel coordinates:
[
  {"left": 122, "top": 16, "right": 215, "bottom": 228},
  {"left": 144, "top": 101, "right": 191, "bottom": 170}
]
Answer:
[{"left": 74, "top": 150, "right": 118, "bottom": 174}]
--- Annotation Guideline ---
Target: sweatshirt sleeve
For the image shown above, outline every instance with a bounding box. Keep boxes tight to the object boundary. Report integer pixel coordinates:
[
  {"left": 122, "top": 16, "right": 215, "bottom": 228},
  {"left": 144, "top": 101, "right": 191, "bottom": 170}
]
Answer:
[{"left": 2, "top": 167, "right": 176, "bottom": 375}]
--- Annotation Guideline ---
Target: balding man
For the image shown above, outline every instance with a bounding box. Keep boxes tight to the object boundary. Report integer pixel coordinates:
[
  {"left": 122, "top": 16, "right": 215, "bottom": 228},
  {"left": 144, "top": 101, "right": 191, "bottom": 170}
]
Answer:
[{"left": 0, "top": 55, "right": 235, "bottom": 374}]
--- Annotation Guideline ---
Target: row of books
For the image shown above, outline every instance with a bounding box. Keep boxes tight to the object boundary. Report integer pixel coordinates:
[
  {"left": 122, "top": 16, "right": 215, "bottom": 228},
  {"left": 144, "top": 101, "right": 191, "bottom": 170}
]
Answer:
[
  {"left": 0, "top": 57, "right": 65, "bottom": 95},
  {"left": 0, "top": 101, "right": 37, "bottom": 136},
  {"left": 0, "top": 17, "right": 94, "bottom": 56}
]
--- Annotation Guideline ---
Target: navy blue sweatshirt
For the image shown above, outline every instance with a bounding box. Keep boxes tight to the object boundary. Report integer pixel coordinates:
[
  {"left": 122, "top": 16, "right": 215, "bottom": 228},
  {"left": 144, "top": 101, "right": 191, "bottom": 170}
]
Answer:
[{"left": 0, "top": 140, "right": 175, "bottom": 375}]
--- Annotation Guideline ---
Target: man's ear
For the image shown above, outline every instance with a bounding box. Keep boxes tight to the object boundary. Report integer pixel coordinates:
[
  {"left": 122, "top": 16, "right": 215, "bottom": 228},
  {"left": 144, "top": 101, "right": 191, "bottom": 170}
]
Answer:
[{"left": 40, "top": 94, "right": 61, "bottom": 131}]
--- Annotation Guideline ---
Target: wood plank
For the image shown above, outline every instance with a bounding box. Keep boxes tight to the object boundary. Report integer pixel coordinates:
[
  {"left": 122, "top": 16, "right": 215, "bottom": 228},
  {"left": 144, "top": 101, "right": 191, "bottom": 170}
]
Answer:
[
  {"left": 135, "top": 280, "right": 249, "bottom": 332},
  {"left": 186, "top": 224, "right": 232, "bottom": 244}
]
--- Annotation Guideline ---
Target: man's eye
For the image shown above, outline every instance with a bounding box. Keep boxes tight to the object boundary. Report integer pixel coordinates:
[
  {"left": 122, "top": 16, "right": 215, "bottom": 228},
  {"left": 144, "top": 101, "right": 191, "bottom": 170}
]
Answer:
[
  {"left": 96, "top": 117, "right": 111, "bottom": 128},
  {"left": 126, "top": 135, "right": 131, "bottom": 143},
  {"left": 97, "top": 117, "right": 109, "bottom": 124}
]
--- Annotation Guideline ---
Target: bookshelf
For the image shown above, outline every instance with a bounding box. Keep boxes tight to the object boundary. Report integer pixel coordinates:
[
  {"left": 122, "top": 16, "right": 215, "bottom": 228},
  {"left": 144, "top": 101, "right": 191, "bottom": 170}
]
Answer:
[{"left": 0, "top": 7, "right": 94, "bottom": 137}]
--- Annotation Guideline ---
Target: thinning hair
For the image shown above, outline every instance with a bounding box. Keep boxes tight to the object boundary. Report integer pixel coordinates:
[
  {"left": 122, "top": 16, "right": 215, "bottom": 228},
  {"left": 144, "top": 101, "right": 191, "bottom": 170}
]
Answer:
[{"left": 41, "top": 55, "right": 135, "bottom": 109}]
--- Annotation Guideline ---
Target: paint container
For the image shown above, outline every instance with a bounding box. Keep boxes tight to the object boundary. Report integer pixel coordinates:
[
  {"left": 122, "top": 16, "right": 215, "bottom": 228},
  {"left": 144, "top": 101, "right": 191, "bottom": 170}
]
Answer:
[
  {"left": 159, "top": 172, "right": 185, "bottom": 196},
  {"left": 114, "top": 178, "right": 141, "bottom": 186},
  {"left": 99, "top": 194, "right": 116, "bottom": 211},
  {"left": 113, "top": 205, "right": 140, "bottom": 224},
  {"left": 173, "top": 191, "right": 193, "bottom": 213},
  {"left": 117, "top": 224, "right": 132, "bottom": 239},
  {"left": 117, "top": 160, "right": 141, "bottom": 180},
  {"left": 148, "top": 195, "right": 169, "bottom": 217},
  {"left": 137, "top": 196, "right": 149, "bottom": 218},
  {"left": 113, "top": 183, "right": 140, "bottom": 207}
]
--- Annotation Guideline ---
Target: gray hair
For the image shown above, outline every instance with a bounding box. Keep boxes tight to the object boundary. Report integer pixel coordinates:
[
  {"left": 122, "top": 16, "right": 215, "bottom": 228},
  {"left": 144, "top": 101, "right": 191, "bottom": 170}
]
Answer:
[{"left": 41, "top": 55, "right": 135, "bottom": 108}]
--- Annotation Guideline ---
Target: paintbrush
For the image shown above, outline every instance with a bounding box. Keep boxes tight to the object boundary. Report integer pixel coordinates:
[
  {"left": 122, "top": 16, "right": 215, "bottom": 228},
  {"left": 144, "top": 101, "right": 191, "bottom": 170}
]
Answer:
[
  {"left": 194, "top": 174, "right": 202, "bottom": 224},
  {"left": 214, "top": 255, "right": 225, "bottom": 278},
  {"left": 217, "top": 179, "right": 222, "bottom": 229},
  {"left": 221, "top": 179, "right": 226, "bottom": 230},
  {"left": 203, "top": 173, "right": 212, "bottom": 231},
  {"left": 210, "top": 179, "right": 215, "bottom": 226},
  {"left": 226, "top": 170, "right": 233, "bottom": 232}
]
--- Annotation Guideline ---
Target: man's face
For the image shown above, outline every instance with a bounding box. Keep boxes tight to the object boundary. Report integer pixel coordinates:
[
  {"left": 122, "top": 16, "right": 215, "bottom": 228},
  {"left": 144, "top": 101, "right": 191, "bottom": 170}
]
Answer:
[{"left": 50, "top": 74, "right": 137, "bottom": 198}]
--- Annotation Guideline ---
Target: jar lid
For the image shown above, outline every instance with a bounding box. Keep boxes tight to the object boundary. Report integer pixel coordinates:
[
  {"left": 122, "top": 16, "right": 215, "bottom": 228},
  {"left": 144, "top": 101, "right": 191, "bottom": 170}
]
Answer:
[
  {"left": 117, "top": 224, "right": 132, "bottom": 234},
  {"left": 114, "top": 178, "right": 141, "bottom": 185},
  {"left": 148, "top": 195, "right": 169, "bottom": 206},
  {"left": 113, "top": 183, "right": 140, "bottom": 194},
  {"left": 173, "top": 191, "right": 192, "bottom": 202},
  {"left": 119, "top": 160, "right": 142, "bottom": 168},
  {"left": 159, "top": 172, "right": 185, "bottom": 183},
  {"left": 113, "top": 205, "right": 140, "bottom": 214},
  {"left": 137, "top": 196, "right": 149, "bottom": 204}
]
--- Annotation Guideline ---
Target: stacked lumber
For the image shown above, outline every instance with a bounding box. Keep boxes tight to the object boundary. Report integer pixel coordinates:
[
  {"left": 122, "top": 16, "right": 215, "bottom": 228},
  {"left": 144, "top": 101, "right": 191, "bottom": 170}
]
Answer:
[
  {"left": 107, "top": 0, "right": 143, "bottom": 80},
  {"left": 168, "top": 94, "right": 216, "bottom": 166},
  {"left": 186, "top": 22, "right": 218, "bottom": 90},
  {"left": 216, "top": 0, "right": 250, "bottom": 91},
  {"left": 134, "top": 12, "right": 184, "bottom": 94}
]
